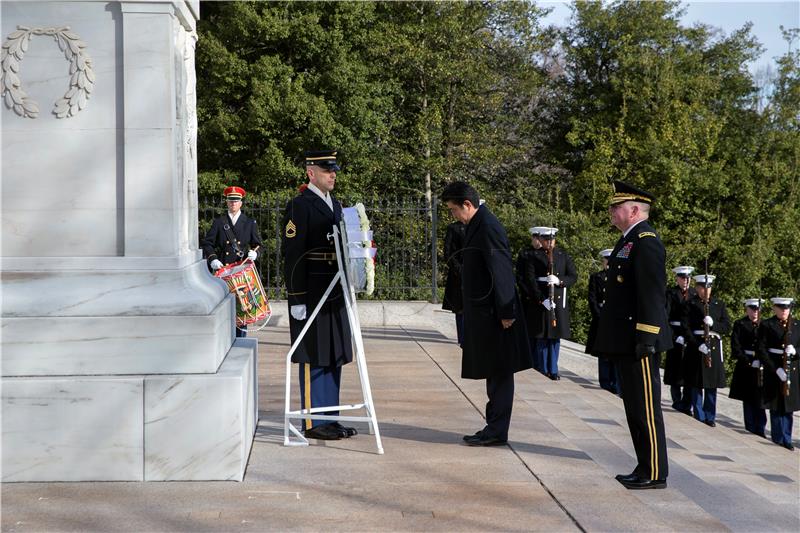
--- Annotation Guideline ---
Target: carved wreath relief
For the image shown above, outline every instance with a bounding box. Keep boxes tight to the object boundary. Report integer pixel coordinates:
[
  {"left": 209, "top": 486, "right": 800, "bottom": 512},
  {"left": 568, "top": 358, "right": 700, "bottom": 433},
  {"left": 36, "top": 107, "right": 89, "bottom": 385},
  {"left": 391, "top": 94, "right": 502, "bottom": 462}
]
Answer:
[{"left": 1, "top": 26, "right": 95, "bottom": 119}]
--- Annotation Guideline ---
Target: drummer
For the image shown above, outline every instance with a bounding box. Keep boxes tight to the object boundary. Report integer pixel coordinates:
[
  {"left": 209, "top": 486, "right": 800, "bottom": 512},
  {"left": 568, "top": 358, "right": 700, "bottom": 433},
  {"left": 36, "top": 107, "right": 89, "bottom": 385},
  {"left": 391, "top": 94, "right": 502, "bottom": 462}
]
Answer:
[{"left": 201, "top": 185, "right": 263, "bottom": 337}]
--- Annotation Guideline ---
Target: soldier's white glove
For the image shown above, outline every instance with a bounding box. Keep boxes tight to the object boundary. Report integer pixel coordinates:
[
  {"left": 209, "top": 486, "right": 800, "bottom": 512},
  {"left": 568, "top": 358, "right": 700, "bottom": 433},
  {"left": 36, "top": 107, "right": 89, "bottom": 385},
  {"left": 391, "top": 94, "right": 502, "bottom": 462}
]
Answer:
[
  {"left": 247, "top": 249, "right": 258, "bottom": 261},
  {"left": 210, "top": 259, "right": 223, "bottom": 271},
  {"left": 751, "top": 359, "right": 761, "bottom": 368},
  {"left": 786, "top": 344, "right": 796, "bottom": 356},
  {"left": 675, "top": 336, "right": 685, "bottom": 346},
  {"left": 703, "top": 315, "right": 714, "bottom": 327},
  {"left": 698, "top": 343, "right": 710, "bottom": 355},
  {"left": 290, "top": 304, "right": 307, "bottom": 321},
  {"left": 777, "top": 368, "right": 788, "bottom": 382},
  {"left": 542, "top": 298, "right": 553, "bottom": 311},
  {"left": 545, "top": 274, "right": 560, "bottom": 286}
]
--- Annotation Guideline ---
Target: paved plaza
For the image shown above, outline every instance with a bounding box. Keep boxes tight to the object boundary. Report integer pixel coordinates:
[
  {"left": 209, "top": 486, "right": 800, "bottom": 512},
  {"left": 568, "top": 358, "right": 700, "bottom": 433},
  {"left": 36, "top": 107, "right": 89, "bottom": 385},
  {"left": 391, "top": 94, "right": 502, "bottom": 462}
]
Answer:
[{"left": 2, "top": 319, "right": 799, "bottom": 532}]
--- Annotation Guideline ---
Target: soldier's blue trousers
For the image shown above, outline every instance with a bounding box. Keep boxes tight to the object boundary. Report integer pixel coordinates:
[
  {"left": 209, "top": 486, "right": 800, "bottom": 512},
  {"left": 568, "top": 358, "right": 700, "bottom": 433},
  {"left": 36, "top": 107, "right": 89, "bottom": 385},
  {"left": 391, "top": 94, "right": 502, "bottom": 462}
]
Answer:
[
  {"left": 299, "top": 364, "right": 341, "bottom": 430},
  {"left": 769, "top": 411, "right": 793, "bottom": 446},
  {"left": 742, "top": 402, "right": 766, "bottom": 436},
  {"left": 689, "top": 387, "right": 717, "bottom": 423},
  {"left": 536, "top": 339, "right": 560, "bottom": 376},
  {"left": 598, "top": 357, "right": 620, "bottom": 394}
]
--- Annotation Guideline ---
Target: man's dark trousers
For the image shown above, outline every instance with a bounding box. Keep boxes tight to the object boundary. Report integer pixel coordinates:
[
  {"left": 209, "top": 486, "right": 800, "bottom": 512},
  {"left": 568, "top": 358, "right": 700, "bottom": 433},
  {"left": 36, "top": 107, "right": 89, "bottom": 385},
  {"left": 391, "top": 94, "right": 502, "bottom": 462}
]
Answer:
[
  {"left": 484, "top": 373, "right": 514, "bottom": 441},
  {"left": 617, "top": 351, "right": 668, "bottom": 480}
]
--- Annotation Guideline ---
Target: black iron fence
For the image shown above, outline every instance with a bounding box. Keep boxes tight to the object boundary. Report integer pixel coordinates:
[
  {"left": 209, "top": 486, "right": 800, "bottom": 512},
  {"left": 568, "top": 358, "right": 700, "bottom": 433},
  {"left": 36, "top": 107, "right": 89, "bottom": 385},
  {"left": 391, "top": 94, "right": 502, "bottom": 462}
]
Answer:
[{"left": 199, "top": 195, "right": 443, "bottom": 301}]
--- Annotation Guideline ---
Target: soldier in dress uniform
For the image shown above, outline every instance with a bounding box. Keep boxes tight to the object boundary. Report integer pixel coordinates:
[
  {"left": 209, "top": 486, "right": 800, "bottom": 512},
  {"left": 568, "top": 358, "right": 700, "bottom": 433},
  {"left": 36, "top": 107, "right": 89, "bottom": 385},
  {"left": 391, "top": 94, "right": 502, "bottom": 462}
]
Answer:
[
  {"left": 757, "top": 298, "right": 799, "bottom": 450},
  {"left": 663, "top": 266, "right": 696, "bottom": 415},
  {"left": 517, "top": 227, "right": 577, "bottom": 380},
  {"left": 516, "top": 226, "right": 546, "bottom": 372},
  {"left": 683, "top": 274, "right": 731, "bottom": 427},
  {"left": 201, "top": 185, "right": 262, "bottom": 338},
  {"left": 586, "top": 248, "right": 619, "bottom": 393},
  {"left": 594, "top": 181, "right": 671, "bottom": 489},
  {"left": 442, "top": 221, "right": 467, "bottom": 346},
  {"left": 281, "top": 149, "right": 356, "bottom": 441},
  {"left": 729, "top": 298, "right": 767, "bottom": 437}
]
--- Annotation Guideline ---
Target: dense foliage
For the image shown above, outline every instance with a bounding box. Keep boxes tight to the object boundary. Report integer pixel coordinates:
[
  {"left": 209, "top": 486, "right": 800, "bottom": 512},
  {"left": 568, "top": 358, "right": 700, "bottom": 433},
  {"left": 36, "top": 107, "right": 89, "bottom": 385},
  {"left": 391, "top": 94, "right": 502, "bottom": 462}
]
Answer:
[{"left": 197, "top": 1, "right": 799, "bottom": 351}]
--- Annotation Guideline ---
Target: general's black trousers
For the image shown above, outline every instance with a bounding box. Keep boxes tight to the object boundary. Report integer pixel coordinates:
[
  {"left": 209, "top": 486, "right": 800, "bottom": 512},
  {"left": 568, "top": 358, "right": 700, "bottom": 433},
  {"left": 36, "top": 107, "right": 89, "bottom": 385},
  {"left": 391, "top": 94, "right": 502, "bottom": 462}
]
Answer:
[
  {"left": 618, "top": 352, "right": 669, "bottom": 480},
  {"left": 299, "top": 364, "right": 341, "bottom": 430}
]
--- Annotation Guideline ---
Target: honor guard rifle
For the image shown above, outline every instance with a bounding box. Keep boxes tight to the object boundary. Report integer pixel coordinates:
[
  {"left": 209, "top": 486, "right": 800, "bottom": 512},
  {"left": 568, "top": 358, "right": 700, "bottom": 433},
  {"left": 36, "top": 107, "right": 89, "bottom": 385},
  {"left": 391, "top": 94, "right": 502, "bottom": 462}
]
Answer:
[
  {"left": 702, "top": 258, "right": 712, "bottom": 368},
  {"left": 546, "top": 242, "right": 557, "bottom": 328},
  {"left": 782, "top": 315, "right": 793, "bottom": 397}
]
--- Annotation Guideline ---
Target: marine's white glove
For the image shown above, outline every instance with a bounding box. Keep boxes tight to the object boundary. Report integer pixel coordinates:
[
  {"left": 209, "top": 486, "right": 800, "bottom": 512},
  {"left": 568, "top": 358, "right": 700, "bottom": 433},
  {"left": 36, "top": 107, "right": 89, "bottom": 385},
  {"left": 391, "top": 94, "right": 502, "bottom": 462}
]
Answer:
[
  {"left": 247, "top": 249, "right": 258, "bottom": 261},
  {"left": 542, "top": 298, "right": 553, "bottom": 311},
  {"left": 777, "top": 368, "right": 788, "bottom": 382},
  {"left": 545, "top": 274, "right": 561, "bottom": 286},
  {"left": 675, "top": 336, "right": 685, "bottom": 346},
  {"left": 290, "top": 304, "right": 307, "bottom": 321},
  {"left": 786, "top": 344, "right": 796, "bottom": 356},
  {"left": 698, "top": 343, "right": 710, "bottom": 355},
  {"left": 210, "top": 259, "right": 223, "bottom": 271},
  {"left": 751, "top": 359, "right": 761, "bottom": 368},
  {"left": 703, "top": 315, "right": 714, "bottom": 327}
]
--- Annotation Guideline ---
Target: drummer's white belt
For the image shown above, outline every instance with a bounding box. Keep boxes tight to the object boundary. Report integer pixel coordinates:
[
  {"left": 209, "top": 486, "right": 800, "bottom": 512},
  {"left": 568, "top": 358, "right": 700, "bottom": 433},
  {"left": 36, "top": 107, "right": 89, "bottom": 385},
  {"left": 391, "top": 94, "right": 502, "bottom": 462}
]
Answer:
[
  {"left": 768, "top": 348, "right": 786, "bottom": 355},
  {"left": 693, "top": 330, "right": 721, "bottom": 339},
  {"left": 744, "top": 350, "right": 755, "bottom": 356},
  {"left": 669, "top": 321, "right": 681, "bottom": 326}
]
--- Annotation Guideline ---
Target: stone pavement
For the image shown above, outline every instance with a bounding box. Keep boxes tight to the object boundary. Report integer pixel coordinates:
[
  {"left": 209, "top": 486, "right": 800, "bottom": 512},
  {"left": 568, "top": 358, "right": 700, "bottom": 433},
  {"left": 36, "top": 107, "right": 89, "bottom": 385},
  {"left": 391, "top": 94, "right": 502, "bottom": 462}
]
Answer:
[{"left": 3, "top": 323, "right": 799, "bottom": 532}]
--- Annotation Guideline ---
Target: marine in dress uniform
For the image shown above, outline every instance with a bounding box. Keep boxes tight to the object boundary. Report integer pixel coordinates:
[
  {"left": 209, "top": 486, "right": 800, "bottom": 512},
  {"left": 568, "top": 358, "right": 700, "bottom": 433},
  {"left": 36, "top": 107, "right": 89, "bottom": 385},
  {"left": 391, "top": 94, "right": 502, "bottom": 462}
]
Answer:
[
  {"left": 516, "top": 226, "right": 545, "bottom": 372},
  {"left": 683, "top": 275, "right": 731, "bottom": 427},
  {"left": 441, "top": 181, "right": 533, "bottom": 447},
  {"left": 594, "top": 181, "right": 671, "bottom": 489},
  {"left": 586, "top": 248, "right": 620, "bottom": 393},
  {"left": 663, "top": 266, "right": 696, "bottom": 415},
  {"left": 201, "top": 186, "right": 262, "bottom": 338},
  {"left": 756, "top": 298, "right": 799, "bottom": 450},
  {"left": 729, "top": 298, "right": 767, "bottom": 437},
  {"left": 281, "top": 150, "right": 356, "bottom": 441},
  {"left": 442, "top": 221, "right": 467, "bottom": 345},
  {"left": 517, "top": 227, "right": 577, "bottom": 380}
]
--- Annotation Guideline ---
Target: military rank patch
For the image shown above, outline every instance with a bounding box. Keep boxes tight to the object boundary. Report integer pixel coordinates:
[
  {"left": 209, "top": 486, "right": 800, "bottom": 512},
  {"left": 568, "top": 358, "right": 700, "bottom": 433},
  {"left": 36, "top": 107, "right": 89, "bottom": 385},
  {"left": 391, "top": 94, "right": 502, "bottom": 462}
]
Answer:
[
  {"left": 638, "top": 231, "right": 656, "bottom": 239},
  {"left": 616, "top": 242, "right": 633, "bottom": 259},
  {"left": 285, "top": 220, "right": 297, "bottom": 238}
]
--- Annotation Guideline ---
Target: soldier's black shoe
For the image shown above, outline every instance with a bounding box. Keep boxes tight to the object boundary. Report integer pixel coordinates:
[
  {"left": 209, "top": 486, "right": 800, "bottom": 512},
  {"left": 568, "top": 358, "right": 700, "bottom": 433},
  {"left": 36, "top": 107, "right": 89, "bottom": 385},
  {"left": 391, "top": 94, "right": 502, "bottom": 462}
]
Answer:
[
  {"left": 333, "top": 422, "right": 358, "bottom": 437},
  {"left": 463, "top": 430, "right": 484, "bottom": 442},
  {"left": 464, "top": 434, "right": 507, "bottom": 447},
  {"left": 619, "top": 477, "right": 667, "bottom": 490},
  {"left": 549, "top": 373, "right": 561, "bottom": 381},
  {"left": 704, "top": 420, "right": 716, "bottom": 427},
  {"left": 615, "top": 471, "right": 639, "bottom": 483},
  {"left": 304, "top": 424, "right": 343, "bottom": 441},
  {"left": 783, "top": 442, "right": 795, "bottom": 451}
]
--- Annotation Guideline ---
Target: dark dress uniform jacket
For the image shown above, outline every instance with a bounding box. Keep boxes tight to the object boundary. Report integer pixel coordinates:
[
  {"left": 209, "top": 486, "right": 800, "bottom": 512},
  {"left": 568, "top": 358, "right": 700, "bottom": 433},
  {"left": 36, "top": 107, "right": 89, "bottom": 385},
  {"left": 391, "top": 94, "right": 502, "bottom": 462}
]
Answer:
[
  {"left": 663, "top": 286, "right": 695, "bottom": 386},
  {"left": 683, "top": 295, "right": 730, "bottom": 389},
  {"left": 442, "top": 222, "right": 466, "bottom": 313},
  {"left": 281, "top": 188, "right": 353, "bottom": 367},
  {"left": 757, "top": 316, "right": 800, "bottom": 413},
  {"left": 594, "top": 220, "right": 672, "bottom": 357},
  {"left": 729, "top": 316, "right": 763, "bottom": 404},
  {"left": 585, "top": 269, "right": 607, "bottom": 354},
  {"left": 517, "top": 247, "right": 577, "bottom": 339},
  {"left": 201, "top": 212, "right": 262, "bottom": 268},
  {"left": 460, "top": 205, "right": 533, "bottom": 379}
]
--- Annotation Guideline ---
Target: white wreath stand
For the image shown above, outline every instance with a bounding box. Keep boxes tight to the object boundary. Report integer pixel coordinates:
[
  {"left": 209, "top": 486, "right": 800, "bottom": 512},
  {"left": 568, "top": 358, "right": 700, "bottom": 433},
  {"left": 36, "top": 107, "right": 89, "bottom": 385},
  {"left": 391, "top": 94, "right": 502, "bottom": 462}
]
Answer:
[{"left": 283, "top": 224, "right": 384, "bottom": 454}]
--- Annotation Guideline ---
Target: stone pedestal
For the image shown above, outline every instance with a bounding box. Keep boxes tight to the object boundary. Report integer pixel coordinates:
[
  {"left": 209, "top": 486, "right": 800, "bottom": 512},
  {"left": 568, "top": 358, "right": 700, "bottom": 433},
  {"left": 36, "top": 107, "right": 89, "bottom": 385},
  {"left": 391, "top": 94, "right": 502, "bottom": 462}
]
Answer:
[{"left": 1, "top": 1, "right": 257, "bottom": 481}]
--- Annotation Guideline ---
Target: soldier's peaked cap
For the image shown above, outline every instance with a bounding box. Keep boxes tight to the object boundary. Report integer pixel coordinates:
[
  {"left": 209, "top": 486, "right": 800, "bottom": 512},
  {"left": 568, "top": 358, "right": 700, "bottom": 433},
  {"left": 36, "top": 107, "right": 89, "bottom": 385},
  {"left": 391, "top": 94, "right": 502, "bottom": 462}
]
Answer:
[
  {"left": 770, "top": 297, "right": 794, "bottom": 307},
  {"left": 610, "top": 181, "right": 654, "bottom": 206},
  {"left": 539, "top": 227, "right": 558, "bottom": 239},
  {"left": 304, "top": 149, "right": 341, "bottom": 171},
  {"left": 672, "top": 266, "right": 695, "bottom": 276},
  {"left": 693, "top": 274, "right": 715, "bottom": 286},
  {"left": 223, "top": 186, "right": 245, "bottom": 200},
  {"left": 529, "top": 226, "right": 548, "bottom": 236},
  {"left": 743, "top": 298, "right": 764, "bottom": 307}
]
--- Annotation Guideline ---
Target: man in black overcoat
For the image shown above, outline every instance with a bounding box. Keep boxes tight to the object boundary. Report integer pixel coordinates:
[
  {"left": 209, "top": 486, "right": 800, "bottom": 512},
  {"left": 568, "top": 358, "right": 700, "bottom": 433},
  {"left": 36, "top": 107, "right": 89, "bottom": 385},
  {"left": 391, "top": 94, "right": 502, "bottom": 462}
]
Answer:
[
  {"left": 440, "top": 181, "right": 533, "bottom": 447},
  {"left": 201, "top": 185, "right": 262, "bottom": 338},
  {"left": 586, "top": 248, "right": 619, "bottom": 393},
  {"left": 281, "top": 150, "right": 355, "bottom": 441},
  {"left": 729, "top": 298, "right": 767, "bottom": 437},
  {"left": 442, "top": 221, "right": 466, "bottom": 345},
  {"left": 594, "top": 181, "right": 672, "bottom": 489},
  {"left": 663, "top": 266, "right": 696, "bottom": 414},
  {"left": 683, "top": 274, "right": 730, "bottom": 427}
]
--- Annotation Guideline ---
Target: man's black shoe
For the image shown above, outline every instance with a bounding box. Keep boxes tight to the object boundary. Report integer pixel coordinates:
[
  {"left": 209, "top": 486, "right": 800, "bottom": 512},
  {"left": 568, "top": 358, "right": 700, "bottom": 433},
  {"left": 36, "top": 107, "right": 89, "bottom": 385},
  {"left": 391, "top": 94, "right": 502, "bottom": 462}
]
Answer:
[
  {"left": 304, "top": 424, "right": 342, "bottom": 441},
  {"left": 549, "top": 373, "right": 561, "bottom": 381},
  {"left": 463, "top": 430, "right": 484, "bottom": 442},
  {"left": 704, "top": 420, "right": 716, "bottom": 428},
  {"left": 783, "top": 442, "right": 795, "bottom": 451},
  {"left": 619, "top": 477, "right": 667, "bottom": 490},
  {"left": 464, "top": 434, "right": 507, "bottom": 447},
  {"left": 615, "top": 471, "right": 639, "bottom": 483},
  {"left": 333, "top": 422, "right": 358, "bottom": 437}
]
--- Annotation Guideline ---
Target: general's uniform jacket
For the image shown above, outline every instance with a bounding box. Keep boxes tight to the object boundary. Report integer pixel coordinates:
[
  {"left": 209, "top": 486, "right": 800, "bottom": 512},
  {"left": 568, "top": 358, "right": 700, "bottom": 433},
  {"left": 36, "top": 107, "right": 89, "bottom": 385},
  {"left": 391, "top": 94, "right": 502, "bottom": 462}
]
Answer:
[
  {"left": 584, "top": 268, "right": 607, "bottom": 354},
  {"left": 683, "top": 294, "right": 730, "bottom": 389},
  {"left": 517, "top": 246, "right": 577, "bottom": 340},
  {"left": 460, "top": 205, "right": 533, "bottom": 379},
  {"left": 201, "top": 212, "right": 262, "bottom": 269},
  {"left": 442, "top": 221, "right": 466, "bottom": 314},
  {"left": 281, "top": 188, "right": 353, "bottom": 367},
  {"left": 594, "top": 220, "right": 672, "bottom": 357},
  {"left": 757, "top": 316, "right": 800, "bottom": 413},
  {"left": 729, "top": 316, "right": 764, "bottom": 405},
  {"left": 663, "top": 286, "right": 695, "bottom": 386}
]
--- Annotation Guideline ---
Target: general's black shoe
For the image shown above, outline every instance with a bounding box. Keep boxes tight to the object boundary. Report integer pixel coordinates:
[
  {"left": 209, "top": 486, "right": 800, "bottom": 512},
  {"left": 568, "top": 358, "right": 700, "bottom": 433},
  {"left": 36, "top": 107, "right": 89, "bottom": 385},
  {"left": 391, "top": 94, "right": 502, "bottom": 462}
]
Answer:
[
  {"left": 464, "top": 434, "right": 507, "bottom": 447},
  {"left": 704, "top": 420, "right": 716, "bottom": 428},
  {"left": 304, "top": 424, "right": 342, "bottom": 441},
  {"left": 615, "top": 471, "right": 639, "bottom": 483},
  {"left": 333, "top": 422, "right": 358, "bottom": 437},
  {"left": 619, "top": 477, "right": 667, "bottom": 490}
]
